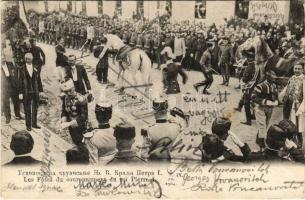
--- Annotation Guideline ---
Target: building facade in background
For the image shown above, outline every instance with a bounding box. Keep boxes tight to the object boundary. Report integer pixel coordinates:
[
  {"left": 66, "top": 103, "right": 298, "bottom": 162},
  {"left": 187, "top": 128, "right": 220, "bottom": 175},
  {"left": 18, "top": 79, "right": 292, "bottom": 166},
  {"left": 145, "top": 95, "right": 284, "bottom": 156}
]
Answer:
[{"left": 23, "top": 0, "right": 303, "bottom": 25}]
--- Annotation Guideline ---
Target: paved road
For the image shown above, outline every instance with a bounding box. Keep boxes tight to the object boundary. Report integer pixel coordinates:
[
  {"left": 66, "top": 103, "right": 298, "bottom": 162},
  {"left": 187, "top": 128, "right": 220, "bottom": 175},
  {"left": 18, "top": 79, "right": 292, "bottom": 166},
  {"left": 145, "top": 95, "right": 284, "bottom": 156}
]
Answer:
[{"left": 1, "top": 43, "right": 284, "bottom": 164}]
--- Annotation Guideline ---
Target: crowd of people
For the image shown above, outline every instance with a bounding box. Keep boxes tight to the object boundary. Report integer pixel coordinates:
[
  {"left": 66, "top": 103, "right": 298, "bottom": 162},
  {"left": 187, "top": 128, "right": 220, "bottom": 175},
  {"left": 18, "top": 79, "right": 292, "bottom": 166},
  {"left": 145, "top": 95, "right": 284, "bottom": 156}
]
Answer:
[{"left": 2, "top": 5, "right": 305, "bottom": 166}]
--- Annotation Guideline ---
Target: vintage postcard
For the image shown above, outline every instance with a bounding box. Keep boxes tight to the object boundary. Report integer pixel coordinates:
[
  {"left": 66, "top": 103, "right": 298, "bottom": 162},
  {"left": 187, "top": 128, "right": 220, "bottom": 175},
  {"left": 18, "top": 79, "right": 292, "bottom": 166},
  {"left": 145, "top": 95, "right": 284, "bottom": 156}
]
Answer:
[{"left": 1, "top": 0, "right": 305, "bottom": 199}]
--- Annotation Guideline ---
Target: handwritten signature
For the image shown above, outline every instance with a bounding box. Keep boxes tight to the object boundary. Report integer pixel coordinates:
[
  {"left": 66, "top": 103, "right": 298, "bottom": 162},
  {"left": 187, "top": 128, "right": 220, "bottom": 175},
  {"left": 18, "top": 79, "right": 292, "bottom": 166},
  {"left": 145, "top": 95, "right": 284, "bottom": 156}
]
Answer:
[{"left": 74, "top": 177, "right": 163, "bottom": 198}]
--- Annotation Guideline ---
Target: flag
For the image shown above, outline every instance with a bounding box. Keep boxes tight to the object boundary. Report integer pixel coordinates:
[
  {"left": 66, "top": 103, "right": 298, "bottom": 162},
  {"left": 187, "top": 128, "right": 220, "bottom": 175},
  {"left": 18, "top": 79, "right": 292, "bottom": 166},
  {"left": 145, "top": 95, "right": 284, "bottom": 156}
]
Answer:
[{"left": 18, "top": 0, "right": 30, "bottom": 30}]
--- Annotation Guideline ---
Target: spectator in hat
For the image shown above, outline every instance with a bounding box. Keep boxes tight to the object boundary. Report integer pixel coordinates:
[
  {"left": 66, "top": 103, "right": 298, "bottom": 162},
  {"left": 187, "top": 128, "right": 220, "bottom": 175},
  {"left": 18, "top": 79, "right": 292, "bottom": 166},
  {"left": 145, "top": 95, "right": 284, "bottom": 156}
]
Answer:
[
  {"left": 66, "top": 145, "right": 90, "bottom": 165},
  {"left": 218, "top": 36, "right": 233, "bottom": 86},
  {"left": 107, "top": 122, "right": 146, "bottom": 165},
  {"left": 236, "top": 47, "right": 256, "bottom": 126},
  {"left": 3, "top": 130, "right": 43, "bottom": 166},
  {"left": 251, "top": 70, "right": 279, "bottom": 138},
  {"left": 83, "top": 87, "right": 116, "bottom": 164}
]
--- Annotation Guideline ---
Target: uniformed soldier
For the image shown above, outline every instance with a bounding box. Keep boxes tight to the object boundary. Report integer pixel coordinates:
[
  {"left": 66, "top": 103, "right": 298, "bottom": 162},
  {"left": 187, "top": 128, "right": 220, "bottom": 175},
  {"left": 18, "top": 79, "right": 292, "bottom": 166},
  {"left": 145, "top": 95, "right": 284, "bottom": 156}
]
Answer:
[
  {"left": 140, "top": 98, "right": 183, "bottom": 161},
  {"left": 38, "top": 16, "right": 45, "bottom": 43},
  {"left": 136, "top": 31, "right": 144, "bottom": 49},
  {"left": 83, "top": 88, "right": 116, "bottom": 164},
  {"left": 107, "top": 122, "right": 146, "bottom": 165},
  {"left": 152, "top": 32, "right": 161, "bottom": 69},
  {"left": 251, "top": 70, "right": 279, "bottom": 138},
  {"left": 79, "top": 24, "right": 87, "bottom": 50},
  {"left": 238, "top": 47, "right": 257, "bottom": 126},
  {"left": 129, "top": 31, "right": 137, "bottom": 47},
  {"left": 218, "top": 36, "right": 233, "bottom": 86},
  {"left": 243, "top": 120, "right": 305, "bottom": 163},
  {"left": 60, "top": 79, "right": 88, "bottom": 145},
  {"left": 193, "top": 42, "right": 214, "bottom": 95}
]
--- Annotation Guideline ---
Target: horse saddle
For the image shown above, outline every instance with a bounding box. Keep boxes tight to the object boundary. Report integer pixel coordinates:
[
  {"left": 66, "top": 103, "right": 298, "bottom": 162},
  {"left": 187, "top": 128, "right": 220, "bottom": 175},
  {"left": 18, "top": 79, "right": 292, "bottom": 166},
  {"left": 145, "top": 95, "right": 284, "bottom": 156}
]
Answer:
[{"left": 117, "top": 45, "right": 136, "bottom": 66}]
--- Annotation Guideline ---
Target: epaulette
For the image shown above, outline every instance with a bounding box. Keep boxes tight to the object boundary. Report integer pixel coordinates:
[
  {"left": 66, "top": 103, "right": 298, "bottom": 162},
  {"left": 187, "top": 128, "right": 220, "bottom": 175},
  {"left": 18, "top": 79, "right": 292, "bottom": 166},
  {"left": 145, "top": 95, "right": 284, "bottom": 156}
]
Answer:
[{"left": 83, "top": 129, "right": 96, "bottom": 138}]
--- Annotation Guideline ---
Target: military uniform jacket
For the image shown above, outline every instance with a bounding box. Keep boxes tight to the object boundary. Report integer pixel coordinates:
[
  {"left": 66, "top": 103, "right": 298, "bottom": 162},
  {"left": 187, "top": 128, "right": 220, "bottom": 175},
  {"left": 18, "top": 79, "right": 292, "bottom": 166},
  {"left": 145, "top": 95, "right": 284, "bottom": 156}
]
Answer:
[
  {"left": 199, "top": 50, "right": 212, "bottom": 73},
  {"left": 107, "top": 151, "right": 146, "bottom": 165},
  {"left": 61, "top": 93, "right": 87, "bottom": 126},
  {"left": 83, "top": 125, "right": 117, "bottom": 164},
  {"left": 218, "top": 44, "right": 233, "bottom": 64},
  {"left": 141, "top": 119, "right": 182, "bottom": 160},
  {"left": 251, "top": 80, "right": 278, "bottom": 106},
  {"left": 129, "top": 32, "right": 137, "bottom": 46},
  {"left": 242, "top": 61, "right": 256, "bottom": 84}
]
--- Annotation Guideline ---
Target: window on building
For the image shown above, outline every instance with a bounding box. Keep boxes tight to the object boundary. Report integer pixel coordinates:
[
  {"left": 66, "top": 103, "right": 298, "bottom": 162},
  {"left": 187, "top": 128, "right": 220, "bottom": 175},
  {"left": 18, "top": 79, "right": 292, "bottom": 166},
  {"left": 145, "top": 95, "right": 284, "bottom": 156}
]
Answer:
[
  {"left": 165, "top": 0, "right": 172, "bottom": 16},
  {"left": 195, "top": 0, "right": 206, "bottom": 19},
  {"left": 115, "top": 0, "right": 122, "bottom": 16},
  {"left": 98, "top": 1, "right": 103, "bottom": 15},
  {"left": 137, "top": 0, "right": 144, "bottom": 19},
  {"left": 44, "top": 0, "right": 48, "bottom": 13},
  {"left": 82, "top": 1, "right": 86, "bottom": 15},
  {"left": 235, "top": 0, "right": 249, "bottom": 19},
  {"left": 67, "top": 1, "right": 72, "bottom": 12}
]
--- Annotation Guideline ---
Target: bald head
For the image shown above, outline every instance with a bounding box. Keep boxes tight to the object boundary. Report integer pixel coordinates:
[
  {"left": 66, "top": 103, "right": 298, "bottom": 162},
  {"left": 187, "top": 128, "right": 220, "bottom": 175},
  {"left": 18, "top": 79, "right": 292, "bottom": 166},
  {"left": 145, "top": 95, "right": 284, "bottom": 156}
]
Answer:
[{"left": 25, "top": 53, "right": 33, "bottom": 64}]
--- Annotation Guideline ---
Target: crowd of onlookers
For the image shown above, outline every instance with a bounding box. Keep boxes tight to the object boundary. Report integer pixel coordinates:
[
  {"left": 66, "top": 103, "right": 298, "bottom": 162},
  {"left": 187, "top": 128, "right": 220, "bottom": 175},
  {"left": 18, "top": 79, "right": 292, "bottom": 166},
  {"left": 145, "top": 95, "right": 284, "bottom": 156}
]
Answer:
[{"left": 26, "top": 9, "right": 304, "bottom": 71}]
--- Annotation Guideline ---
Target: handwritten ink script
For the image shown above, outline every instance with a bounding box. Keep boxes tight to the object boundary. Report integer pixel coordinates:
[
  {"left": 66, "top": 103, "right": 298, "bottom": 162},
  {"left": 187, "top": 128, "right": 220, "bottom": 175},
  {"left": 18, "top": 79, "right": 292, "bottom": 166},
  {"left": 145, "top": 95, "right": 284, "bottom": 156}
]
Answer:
[{"left": 166, "top": 162, "right": 305, "bottom": 194}]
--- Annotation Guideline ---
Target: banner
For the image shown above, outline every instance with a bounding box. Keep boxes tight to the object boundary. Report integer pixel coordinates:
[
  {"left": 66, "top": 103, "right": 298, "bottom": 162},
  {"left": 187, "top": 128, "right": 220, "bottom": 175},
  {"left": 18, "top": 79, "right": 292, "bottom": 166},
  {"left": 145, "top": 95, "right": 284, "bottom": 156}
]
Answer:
[
  {"left": 18, "top": 0, "right": 30, "bottom": 30},
  {"left": 248, "top": 1, "right": 290, "bottom": 23}
]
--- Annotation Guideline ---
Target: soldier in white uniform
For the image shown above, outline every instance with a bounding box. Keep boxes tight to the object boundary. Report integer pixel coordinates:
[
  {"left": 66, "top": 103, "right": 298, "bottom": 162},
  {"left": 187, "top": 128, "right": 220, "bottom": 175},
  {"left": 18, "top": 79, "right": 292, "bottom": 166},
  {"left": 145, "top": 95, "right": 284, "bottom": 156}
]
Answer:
[{"left": 82, "top": 88, "right": 116, "bottom": 165}]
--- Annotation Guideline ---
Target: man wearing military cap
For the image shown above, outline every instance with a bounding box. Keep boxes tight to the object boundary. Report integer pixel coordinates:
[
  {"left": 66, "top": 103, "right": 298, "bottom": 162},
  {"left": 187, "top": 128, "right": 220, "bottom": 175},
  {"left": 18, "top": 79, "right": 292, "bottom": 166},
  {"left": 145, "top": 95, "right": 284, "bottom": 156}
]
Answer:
[
  {"left": 140, "top": 97, "right": 183, "bottom": 161},
  {"left": 107, "top": 122, "right": 146, "bottom": 165},
  {"left": 83, "top": 88, "right": 116, "bottom": 164},
  {"left": 60, "top": 78, "right": 88, "bottom": 145},
  {"left": 236, "top": 47, "right": 256, "bottom": 126},
  {"left": 3, "top": 130, "right": 43, "bottom": 166},
  {"left": 218, "top": 36, "right": 233, "bottom": 86},
  {"left": 246, "top": 120, "right": 305, "bottom": 163},
  {"left": 193, "top": 41, "right": 214, "bottom": 95}
]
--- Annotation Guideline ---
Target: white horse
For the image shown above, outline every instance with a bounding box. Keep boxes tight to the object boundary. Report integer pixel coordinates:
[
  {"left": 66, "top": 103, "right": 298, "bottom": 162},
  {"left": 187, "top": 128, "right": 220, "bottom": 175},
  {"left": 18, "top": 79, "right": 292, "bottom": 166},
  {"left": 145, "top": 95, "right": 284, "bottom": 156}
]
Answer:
[{"left": 95, "top": 46, "right": 152, "bottom": 98}]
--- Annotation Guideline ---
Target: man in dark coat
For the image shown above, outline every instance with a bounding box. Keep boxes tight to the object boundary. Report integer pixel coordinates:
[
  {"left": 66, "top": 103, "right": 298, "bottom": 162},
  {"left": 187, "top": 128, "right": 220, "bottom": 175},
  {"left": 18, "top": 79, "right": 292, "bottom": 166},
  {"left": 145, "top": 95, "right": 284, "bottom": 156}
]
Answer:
[
  {"left": 55, "top": 37, "right": 68, "bottom": 67},
  {"left": 2, "top": 41, "right": 23, "bottom": 122},
  {"left": 3, "top": 130, "right": 43, "bottom": 166},
  {"left": 66, "top": 55, "right": 92, "bottom": 95},
  {"left": 218, "top": 37, "right": 233, "bottom": 86},
  {"left": 19, "top": 53, "right": 44, "bottom": 131}
]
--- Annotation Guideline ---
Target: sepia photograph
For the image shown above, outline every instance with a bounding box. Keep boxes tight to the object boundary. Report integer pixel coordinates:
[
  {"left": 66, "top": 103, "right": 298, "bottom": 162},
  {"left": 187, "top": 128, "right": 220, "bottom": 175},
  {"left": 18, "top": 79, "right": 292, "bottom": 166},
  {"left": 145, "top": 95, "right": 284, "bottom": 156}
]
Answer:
[{"left": 1, "top": 0, "right": 305, "bottom": 199}]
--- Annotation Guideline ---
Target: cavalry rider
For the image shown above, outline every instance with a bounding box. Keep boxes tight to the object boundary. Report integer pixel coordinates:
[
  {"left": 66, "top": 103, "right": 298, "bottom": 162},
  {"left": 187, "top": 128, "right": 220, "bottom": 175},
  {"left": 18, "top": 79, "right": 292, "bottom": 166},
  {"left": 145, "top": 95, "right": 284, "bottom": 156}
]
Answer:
[{"left": 97, "top": 32, "right": 135, "bottom": 68}]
